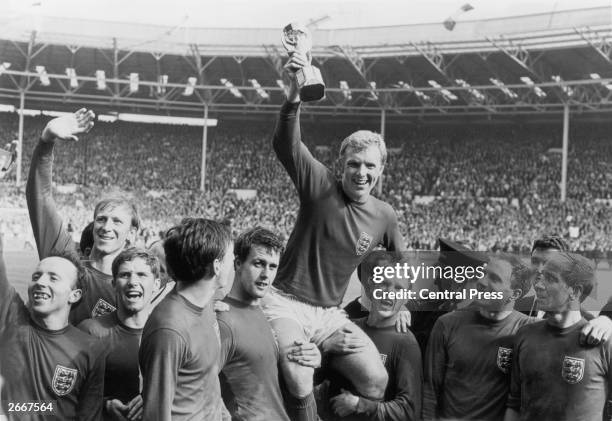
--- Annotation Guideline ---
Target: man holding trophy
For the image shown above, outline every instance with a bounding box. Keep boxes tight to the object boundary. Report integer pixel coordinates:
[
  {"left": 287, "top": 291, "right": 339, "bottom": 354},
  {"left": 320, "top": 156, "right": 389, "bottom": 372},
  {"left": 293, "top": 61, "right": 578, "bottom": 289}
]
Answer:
[{"left": 262, "top": 22, "right": 405, "bottom": 420}]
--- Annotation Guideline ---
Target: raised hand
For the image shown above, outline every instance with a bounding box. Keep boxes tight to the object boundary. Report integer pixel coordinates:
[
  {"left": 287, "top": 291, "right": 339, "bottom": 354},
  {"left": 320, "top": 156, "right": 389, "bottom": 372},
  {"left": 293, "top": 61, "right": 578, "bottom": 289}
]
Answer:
[{"left": 41, "top": 108, "right": 95, "bottom": 143}]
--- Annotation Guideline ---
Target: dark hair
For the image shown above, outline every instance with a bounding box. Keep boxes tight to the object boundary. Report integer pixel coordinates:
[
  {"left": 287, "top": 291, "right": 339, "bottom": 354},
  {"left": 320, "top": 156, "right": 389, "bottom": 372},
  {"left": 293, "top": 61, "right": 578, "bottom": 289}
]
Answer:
[
  {"left": 47, "top": 251, "right": 88, "bottom": 297},
  {"left": 495, "top": 252, "right": 531, "bottom": 299},
  {"left": 234, "top": 227, "right": 284, "bottom": 263},
  {"left": 79, "top": 222, "right": 94, "bottom": 257},
  {"left": 164, "top": 218, "right": 232, "bottom": 283},
  {"left": 111, "top": 247, "right": 161, "bottom": 280},
  {"left": 94, "top": 196, "right": 140, "bottom": 230},
  {"left": 550, "top": 252, "right": 595, "bottom": 302},
  {"left": 359, "top": 250, "right": 406, "bottom": 285},
  {"left": 531, "top": 235, "right": 569, "bottom": 253}
]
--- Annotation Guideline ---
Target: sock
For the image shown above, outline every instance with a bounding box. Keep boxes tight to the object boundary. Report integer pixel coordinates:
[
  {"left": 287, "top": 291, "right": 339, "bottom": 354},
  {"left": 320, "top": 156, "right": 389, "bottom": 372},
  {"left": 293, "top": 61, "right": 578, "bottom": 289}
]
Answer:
[{"left": 286, "top": 392, "right": 317, "bottom": 421}]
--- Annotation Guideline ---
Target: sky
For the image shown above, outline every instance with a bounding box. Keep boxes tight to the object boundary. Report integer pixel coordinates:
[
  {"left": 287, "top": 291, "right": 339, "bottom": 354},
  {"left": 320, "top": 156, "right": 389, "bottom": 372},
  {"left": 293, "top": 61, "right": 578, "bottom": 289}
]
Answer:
[{"left": 1, "top": 0, "right": 610, "bottom": 29}]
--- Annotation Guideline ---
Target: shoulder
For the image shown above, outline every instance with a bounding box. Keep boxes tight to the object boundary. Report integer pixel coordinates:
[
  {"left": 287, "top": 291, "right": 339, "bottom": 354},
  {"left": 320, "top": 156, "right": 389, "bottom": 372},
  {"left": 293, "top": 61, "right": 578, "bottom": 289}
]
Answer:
[
  {"left": 369, "top": 197, "right": 397, "bottom": 219},
  {"left": 64, "top": 325, "right": 105, "bottom": 356},
  {"left": 77, "top": 313, "right": 116, "bottom": 338},
  {"left": 515, "top": 319, "right": 546, "bottom": 340},
  {"left": 437, "top": 309, "right": 473, "bottom": 327},
  {"left": 512, "top": 311, "right": 536, "bottom": 328}
]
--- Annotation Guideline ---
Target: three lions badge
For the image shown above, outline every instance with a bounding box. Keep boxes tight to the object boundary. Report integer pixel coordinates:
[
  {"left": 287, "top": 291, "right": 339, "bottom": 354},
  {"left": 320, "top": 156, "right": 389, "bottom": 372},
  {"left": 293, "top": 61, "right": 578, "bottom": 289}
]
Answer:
[
  {"left": 562, "top": 356, "right": 585, "bottom": 384},
  {"left": 91, "top": 298, "right": 116, "bottom": 318},
  {"left": 356, "top": 232, "right": 373, "bottom": 256},
  {"left": 52, "top": 365, "right": 78, "bottom": 396},
  {"left": 496, "top": 347, "right": 513, "bottom": 373}
]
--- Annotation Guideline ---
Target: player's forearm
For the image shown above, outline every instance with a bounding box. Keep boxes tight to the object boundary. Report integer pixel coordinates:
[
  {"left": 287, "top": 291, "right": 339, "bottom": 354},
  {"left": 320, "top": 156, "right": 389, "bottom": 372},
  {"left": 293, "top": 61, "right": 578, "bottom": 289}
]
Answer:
[
  {"left": 272, "top": 101, "right": 302, "bottom": 160},
  {"left": 26, "top": 141, "right": 66, "bottom": 258},
  {"left": 356, "top": 396, "right": 417, "bottom": 421}
]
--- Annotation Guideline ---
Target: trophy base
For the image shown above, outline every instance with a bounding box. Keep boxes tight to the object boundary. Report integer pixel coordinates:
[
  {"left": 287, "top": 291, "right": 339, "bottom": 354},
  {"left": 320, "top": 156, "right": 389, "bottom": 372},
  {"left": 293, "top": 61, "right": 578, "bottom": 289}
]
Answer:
[{"left": 296, "top": 66, "right": 325, "bottom": 102}]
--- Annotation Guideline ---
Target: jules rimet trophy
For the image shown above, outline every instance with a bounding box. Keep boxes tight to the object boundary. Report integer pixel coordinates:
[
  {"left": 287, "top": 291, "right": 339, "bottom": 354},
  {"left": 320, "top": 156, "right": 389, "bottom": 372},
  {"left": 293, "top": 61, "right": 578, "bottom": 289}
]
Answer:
[{"left": 281, "top": 22, "right": 325, "bottom": 102}]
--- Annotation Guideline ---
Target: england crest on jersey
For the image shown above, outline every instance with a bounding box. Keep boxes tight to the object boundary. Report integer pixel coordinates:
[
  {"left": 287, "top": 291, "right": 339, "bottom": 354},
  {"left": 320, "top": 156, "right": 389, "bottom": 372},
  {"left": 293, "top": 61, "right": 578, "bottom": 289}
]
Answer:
[
  {"left": 356, "top": 232, "right": 373, "bottom": 256},
  {"left": 52, "top": 365, "right": 78, "bottom": 396},
  {"left": 496, "top": 347, "right": 513, "bottom": 373},
  {"left": 91, "top": 298, "right": 116, "bottom": 318},
  {"left": 562, "top": 356, "right": 585, "bottom": 384}
]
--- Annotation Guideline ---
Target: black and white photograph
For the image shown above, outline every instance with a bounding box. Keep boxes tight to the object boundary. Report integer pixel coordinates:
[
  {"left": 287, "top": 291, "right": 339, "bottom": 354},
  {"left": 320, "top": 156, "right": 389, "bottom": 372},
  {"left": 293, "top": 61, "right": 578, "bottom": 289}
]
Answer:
[{"left": 1, "top": 0, "right": 612, "bottom": 420}]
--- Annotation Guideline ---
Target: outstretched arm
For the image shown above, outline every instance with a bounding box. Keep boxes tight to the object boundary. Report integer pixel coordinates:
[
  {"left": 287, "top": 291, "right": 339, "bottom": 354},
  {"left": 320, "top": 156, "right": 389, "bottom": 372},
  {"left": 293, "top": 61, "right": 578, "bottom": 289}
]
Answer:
[
  {"left": 26, "top": 108, "right": 95, "bottom": 259},
  {"left": 272, "top": 52, "right": 330, "bottom": 202},
  {"left": 0, "top": 234, "right": 28, "bottom": 331}
]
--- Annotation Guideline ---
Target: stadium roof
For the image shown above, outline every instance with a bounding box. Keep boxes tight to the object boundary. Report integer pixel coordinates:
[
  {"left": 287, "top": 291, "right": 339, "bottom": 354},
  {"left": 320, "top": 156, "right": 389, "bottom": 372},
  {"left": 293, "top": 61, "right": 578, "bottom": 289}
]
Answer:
[{"left": 0, "top": 3, "right": 611, "bottom": 123}]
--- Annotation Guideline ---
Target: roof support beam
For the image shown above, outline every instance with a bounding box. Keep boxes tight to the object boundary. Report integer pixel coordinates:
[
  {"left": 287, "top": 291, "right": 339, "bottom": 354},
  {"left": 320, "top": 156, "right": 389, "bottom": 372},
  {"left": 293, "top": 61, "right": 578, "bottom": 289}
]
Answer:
[
  {"left": 331, "top": 45, "right": 383, "bottom": 108},
  {"left": 487, "top": 36, "right": 566, "bottom": 102},
  {"left": 575, "top": 26, "right": 612, "bottom": 64}
]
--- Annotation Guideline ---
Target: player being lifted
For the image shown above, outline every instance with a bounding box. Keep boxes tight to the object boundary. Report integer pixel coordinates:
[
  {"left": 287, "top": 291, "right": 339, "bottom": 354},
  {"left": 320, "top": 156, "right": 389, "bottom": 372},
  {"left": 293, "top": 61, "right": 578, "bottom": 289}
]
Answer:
[
  {"left": 263, "top": 49, "right": 405, "bottom": 417},
  {"left": 26, "top": 109, "right": 142, "bottom": 325}
]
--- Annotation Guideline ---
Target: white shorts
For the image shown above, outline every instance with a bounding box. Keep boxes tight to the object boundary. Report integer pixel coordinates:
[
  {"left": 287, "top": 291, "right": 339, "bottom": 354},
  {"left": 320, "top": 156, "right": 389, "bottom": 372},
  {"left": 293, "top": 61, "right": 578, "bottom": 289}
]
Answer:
[{"left": 261, "top": 287, "right": 350, "bottom": 346}]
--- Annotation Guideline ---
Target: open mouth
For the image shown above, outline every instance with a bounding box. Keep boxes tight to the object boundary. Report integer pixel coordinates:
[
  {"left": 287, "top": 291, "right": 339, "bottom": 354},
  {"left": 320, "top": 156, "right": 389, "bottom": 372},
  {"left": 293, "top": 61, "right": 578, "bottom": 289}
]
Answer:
[
  {"left": 31, "top": 291, "right": 51, "bottom": 302},
  {"left": 254, "top": 280, "right": 268, "bottom": 289},
  {"left": 125, "top": 290, "right": 143, "bottom": 301},
  {"left": 353, "top": 178, "right": 369, "bottom": 186},
  {"left": 379, "top": 299, "right": 394, "bottom": 308}
]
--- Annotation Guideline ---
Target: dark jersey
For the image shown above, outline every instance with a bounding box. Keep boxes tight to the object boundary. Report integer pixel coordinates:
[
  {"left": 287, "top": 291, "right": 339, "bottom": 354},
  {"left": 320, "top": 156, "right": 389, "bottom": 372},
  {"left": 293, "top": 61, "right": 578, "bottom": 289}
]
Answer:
[
  {"left": 423, "top": 310, "right": 533, "bottom": 421},
  {"left": 78, "top": 312, "right": 141, "bottom": 404},
  {"left": 0, "top": 267, "right": 104, "bottom": 421},
  {"left": 26, "top": 142, "right": 116, "bottom": 325},
  {"left": 507, "top": 318, "right": 612, "bottom": 421},
  {"left": 272, "top": 102, "right": 404, "bottom": 307},
  {"left": 217, "top": 297, "right": 289, "bottom": 421},
  {"left": 324, "top": 318, "right": 422, "bottom": 421},
  {"left": 139, "top": 289, "right": 223, "bottom": 421}
]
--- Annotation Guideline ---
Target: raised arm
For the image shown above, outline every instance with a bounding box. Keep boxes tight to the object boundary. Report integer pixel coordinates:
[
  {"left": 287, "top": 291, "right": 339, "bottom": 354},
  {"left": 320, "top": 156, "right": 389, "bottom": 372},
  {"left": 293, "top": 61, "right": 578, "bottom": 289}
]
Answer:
[
  {"left": 26, "top": 108, "right": 95, "bottom": 259},
  {"left": 0, "top": 234, "right": 28, "bottom": 332},
  {"left": 272, "top": 52, "right": 330, "bottom": 202}
]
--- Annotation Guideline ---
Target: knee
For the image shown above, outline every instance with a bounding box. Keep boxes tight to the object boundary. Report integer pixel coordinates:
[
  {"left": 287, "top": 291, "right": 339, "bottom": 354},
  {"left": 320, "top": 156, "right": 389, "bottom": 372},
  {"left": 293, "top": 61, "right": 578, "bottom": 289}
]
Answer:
[
  {"left": 281, "top": 361, "right": 314, "bottom": 398},
  {"left": 354, "top": 366, "right": 388, "bottom": 400}
]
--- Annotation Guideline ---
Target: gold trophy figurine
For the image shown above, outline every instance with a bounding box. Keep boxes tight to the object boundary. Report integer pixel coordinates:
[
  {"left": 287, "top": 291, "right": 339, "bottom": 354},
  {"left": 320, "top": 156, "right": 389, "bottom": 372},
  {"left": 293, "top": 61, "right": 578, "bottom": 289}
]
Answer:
[{"left": 281, "top": 22, "right": 325, "bottom": 102}]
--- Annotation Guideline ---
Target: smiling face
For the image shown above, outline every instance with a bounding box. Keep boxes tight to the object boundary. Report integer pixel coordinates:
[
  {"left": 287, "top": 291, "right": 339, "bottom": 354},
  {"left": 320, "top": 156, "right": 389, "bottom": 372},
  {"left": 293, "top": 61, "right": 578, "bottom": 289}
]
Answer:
[
  {"left": 534, "top": 254, "right": 576, "bottom": 312},
  {"left": 93, "top": 204, "right": 135, "bottom": 256},
  {"left": 28, "top": 257, "right": 81, "bottom": 317},
  {"left": 114, "top": 257, "right": 160, "bottom": 314},
  {"left": 367, "top": 275, "right": 408, "bottom": 319},
  {"left": 340, "top": 145, "right": 384, "bottom": 203},
  {"left": 234, "top": 245, "right": 280, "bottom": 302},
  {"left": 473, "top": 257, "right": 515, "bottom": 311}
]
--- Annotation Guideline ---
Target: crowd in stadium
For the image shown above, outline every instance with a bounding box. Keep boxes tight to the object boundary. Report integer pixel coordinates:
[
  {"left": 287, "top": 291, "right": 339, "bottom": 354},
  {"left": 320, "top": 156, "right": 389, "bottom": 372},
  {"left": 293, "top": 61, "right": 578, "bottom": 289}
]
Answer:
[{"left": 1, "top": 113, "right": 611, "bottom": 255}]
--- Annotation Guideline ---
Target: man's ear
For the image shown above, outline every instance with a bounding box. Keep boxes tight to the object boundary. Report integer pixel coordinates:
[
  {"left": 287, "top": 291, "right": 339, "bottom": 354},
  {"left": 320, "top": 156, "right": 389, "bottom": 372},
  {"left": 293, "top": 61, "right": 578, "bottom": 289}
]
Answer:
[
  {"left": 509, "top": 288, "right": 522, "bottom": 302},
  {"left": 126, "top": 227, "right": 138, "bottom": 247},
  {"left": 570, "top": 285, "right": 583, "bottom": 302},
  {"left": 69, "top": 288, "right": 82, "bottom": 305},
  {"left": 213, "top": 258, "right": 222, "bottom": 278}
]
